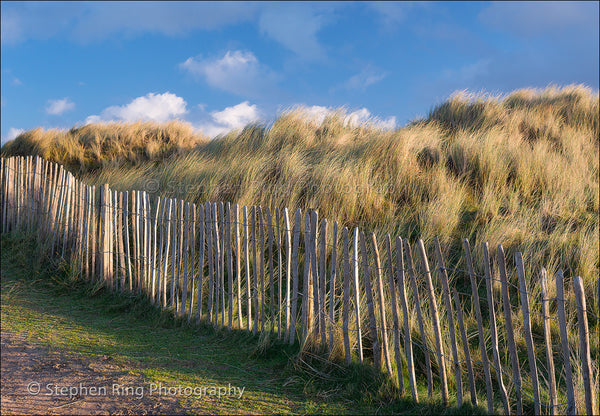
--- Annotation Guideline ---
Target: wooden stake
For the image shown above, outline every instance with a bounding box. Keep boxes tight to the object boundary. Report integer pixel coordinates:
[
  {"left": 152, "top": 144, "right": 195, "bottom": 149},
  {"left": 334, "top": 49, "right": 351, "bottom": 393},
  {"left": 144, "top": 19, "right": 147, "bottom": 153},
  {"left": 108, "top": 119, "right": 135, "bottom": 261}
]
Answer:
[
  {"left": 497, "top": 244, "right": 522, "bottom": 413},
  {"left": 540, "top": 268, "right": 557, "bottom": 416},
  {"left": 555, "top": 270, "right": 575, "bottom": 415},
  {"left": 573, "top": 275, "right": 595, "bottom": 416},
  {"left": 386, "top": 234, "right": 404, "bottom": 394},
  {"left": 361, "top": 231, "right": 380, "bottom": 370},
  {"left": 372, "top": 233, "right": 393, "bottom": 375},
  {"left": 515, "top": 252, "right": 541, "bottom": 415}
]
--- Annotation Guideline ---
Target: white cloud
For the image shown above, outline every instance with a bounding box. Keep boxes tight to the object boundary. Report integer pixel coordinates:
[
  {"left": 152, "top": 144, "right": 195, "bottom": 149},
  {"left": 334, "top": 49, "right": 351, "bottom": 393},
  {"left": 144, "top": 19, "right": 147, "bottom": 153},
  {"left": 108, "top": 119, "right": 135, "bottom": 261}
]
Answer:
[
  {"left": 342, "top": 67, "right": 387, "bottom": 91},
  {"left": 2, "top": 127, "right": 24, "bottom": 144},
  {"left": 86, "top": 92, "right": 187, "bottom": 123},
  {"left": 180, "top": 50, "right": 280, "bottom": 98},
  {"left": 46, "top": 98, "right": 75, "bottom": 115},
  {"left": 286, "top": 105, "right": 397, "bottom": 130},
  {"left": 258, "top": 5, "right": 328, "bottom": 60},
  {"left": 195, "top": 101, "right": 262, "bottom": 138},
  {"left": 1, "top": 2, "right": 258, "bottom": 45}
]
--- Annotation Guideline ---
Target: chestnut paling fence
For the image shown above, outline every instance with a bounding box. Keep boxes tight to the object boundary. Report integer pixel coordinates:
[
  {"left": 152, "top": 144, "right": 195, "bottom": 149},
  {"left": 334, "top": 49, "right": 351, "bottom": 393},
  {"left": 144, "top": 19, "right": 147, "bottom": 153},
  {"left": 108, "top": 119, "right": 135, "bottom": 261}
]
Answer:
[{"left": 1, "top": 155, "right": 598, "bottom": 415}]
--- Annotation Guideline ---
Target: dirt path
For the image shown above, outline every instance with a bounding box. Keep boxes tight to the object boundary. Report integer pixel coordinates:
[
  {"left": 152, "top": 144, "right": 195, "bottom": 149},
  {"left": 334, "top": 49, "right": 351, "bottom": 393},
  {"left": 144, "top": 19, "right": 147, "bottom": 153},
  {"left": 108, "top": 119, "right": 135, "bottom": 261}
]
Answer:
[{"left": 1, "top": 330, "right": 192, "bottom": 415}]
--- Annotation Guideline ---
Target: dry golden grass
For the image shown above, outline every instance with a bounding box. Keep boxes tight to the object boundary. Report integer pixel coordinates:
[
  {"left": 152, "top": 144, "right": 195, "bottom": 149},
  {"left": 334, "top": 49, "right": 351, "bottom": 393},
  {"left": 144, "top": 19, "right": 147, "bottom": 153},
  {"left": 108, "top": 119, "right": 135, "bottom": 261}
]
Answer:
[{"left": 2, "top": 84, "right": 598, "bottom": 287}]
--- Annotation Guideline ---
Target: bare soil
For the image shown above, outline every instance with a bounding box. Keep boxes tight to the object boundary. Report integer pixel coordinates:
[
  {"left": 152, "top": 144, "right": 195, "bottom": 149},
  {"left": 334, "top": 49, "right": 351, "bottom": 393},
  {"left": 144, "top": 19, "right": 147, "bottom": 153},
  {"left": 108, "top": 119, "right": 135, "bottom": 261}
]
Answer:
[{"left": 1, "top": 330, "right": 197, "bottom": 415}]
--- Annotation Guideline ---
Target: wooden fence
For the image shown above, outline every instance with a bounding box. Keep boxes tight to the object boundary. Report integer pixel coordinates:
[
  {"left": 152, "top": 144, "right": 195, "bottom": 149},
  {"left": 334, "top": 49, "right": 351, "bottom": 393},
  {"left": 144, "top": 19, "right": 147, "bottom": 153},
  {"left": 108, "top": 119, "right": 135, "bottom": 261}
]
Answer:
[{"left": 1, "top": 155, "right": 598, "bottom": 415}]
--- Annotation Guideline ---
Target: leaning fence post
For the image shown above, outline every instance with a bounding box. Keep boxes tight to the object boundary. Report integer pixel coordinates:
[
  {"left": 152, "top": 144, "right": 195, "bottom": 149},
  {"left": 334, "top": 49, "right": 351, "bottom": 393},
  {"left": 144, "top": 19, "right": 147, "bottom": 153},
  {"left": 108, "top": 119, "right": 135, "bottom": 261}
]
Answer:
[
  {"left": 372, "top": 233, "right": 393, "bottom": 375},
  {"left": 573, "top": 275, "right": 595, "bottom": 416},
  {"left": 482, "top": 242, "right": 509, "bottom": 415},
  {"left": 497, "top": 244, "right": 522, "bottom": 414},
  {"left": 342, "top": 227, "right": 351, "bottom": 364},
  {"left": 386, "top": 234, "right": 404, "bottom": 395},
  {"left": 515, "top": 252, "right": 541, "bottom": 415},
  {"left": 452, "top": 287, "right": 477, "bottom": 406},
  {"left": 463, "top": 238, "right": 493, "bottom": 413},
  {"left": 434, "top": 237, "right": 462, "bottom": 407},
  {"left": 352, "top": 228, "right": 363, "bottom": 363},
  {"left": 539, "top": 268, "right": 557, "bottom": 415},
  {"left": 404, "top": 238, "right": 433, "bottom": 397},
  {"left": 417, "top": 238, "right": 448, "bottom": 407},
  {"left": 555, "top": 270, "right": 576, "bottom": 415},
  {"left": 361, "top": 231, "right": 380, "bottom": 370}
]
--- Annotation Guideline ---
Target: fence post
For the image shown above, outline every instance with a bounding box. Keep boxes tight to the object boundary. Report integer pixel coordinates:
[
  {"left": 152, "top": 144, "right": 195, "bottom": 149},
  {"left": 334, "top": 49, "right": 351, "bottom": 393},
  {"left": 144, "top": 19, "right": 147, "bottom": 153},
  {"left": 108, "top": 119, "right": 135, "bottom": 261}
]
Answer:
[
  {"left": 328, "top": 221, "right": 338, "bottom": 354},
  {"left": 310, "top": 210, "right": 319, "bottom": 341},
  {"left": 372, "top": 233, "right": 392, "bottom": 374},
  {"left": 555, "top": 270, "right": 576, "bottom": 415},
  {"left": 497, "top": 244, "right": 522, "bottom": 414},
  {"left": 463, "top": 238, "right": 493, "bottom": 413},
  {"left": 252, "top": 206, "right": 259, "bottom": 334},
  {"left": 573, "top": 275, "right": 595, "bottom": 416},
  {"left": 214, "top": 203, "right": 221, "bottom": 328},
  {"left": 227, "top": 202, "right": 234, "bottom": 330},
  {"left": 289, "top": 208, "right": 301, "bottom": 344},
  {"left": 434, "top": 237, "right": 462, "bottom": 407},
  {"left": 482, "top": 242, "right": 509, "bottom": 414},
  {"left": 258, "top": 206, "right": 266, "bottom": 333},
  {"left": 515, "top": 252, "right": 541, "bottom": 415},
  {"left": 284, "top": 208, "right": 294, "bottom": 343},
  {"left": 161, "top": 199, "right": 172, "bottom": 309},
  {"left": 206, "top": 202, "right": 214, "bottom": 322},
  {"left": 196, "top": 203, "right": 205, "bottom": 322},
  {"left": 396, "top": 237, "right": 418, "bottom": 402},
  {"left": 452, "top": 287, "right": 477, "bottom": 406},
  {"left": 234, "top": 204, "right": 242, "bottom": 329},
  {"left": 302, "top": 211, "right": 311, "bottom": 343},
  {"left": 361, "top": 231, "right": 380, "bottom": 370},
  {"left": 181, "top": 202, "right": 190, "bottom": 317},
  {"left": 417, "top": 239, "right": 448, "bottom": 406},
  {"left": 404, "top": 238, "right": 433, "bottom": 397},
  {"left": 386, "top": 234, "right": 404, "bottom": 395},
  {"left": 319, "top": 219, "right": 328, "bottom": 346},
  {"left": 187, "top": 204, "right": 196, "bottom": 320},
  {"left": 266, "top": 206, "right": 275, "bottom": 334},
  {"left": 353, "top": 228, "right": 363, "bottom": 363},
  {"left": 243, "top": 206, "right": 251, "bottom": 332},
  {"left": 539, "top": 268, "right": 557, "bottom": 415},
  {"left": 342, "top": 227, "right": 351, "bottom": 364}
]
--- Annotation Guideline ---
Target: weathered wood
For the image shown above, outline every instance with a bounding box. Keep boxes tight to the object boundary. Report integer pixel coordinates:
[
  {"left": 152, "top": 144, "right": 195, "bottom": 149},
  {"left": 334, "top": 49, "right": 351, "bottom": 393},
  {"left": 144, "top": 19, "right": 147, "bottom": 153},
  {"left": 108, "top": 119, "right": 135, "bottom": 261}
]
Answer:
[
  {"left": 360, "top": 231, "right": 380, "bottom": 370},
  {"left": 284, "top": 208, "right": 294, "bottom": 342},
  {"left": 234, "top": 204, "right": 242, "bottom": 328},
  {"left": 328, "top": 221, "right": 338, "bottom": 354},
  {"left": 156, "top": 196, "right": 165, "bottom": 304},
  {"left": 244, "top": 206, "right": 251, "bottom": 332},
  {"left": 301, "top": 211, "right": 311, "bottom": 343},
  {"left": 463, "top": 238, "right": 493, "bottom": 413},
  {"left": 212, "top": 202, "right": 223, "bottom": 328},
  {"left": 497, "top": 244, "right": 522, "bottom": 414},
  {"left": 319, "top": 219, "right": 328, "bottom": 345},
  {"left": 515, "top": 251, "right": 541, "bottom": 415},
  {"left": 196, "top": 203, "right": 205, "bottom": 321},
  {"left": 452, "top": 287, "right": 477, "bottom": 406},
  {"left": 187, "top": 205, "right": 196, "bottom": 321},
  {"left": 433, "top": 237, "right": 461, "bottom": 407},
  {"left": 482, "top": 242, "right": 509, "bottom": 414},
  {"left": 404, "top": 238, "right": 433, "bottom": 397},
  {"left": 181, "top": 202, "right": 190, "bottom": 317},
  {"left": 252, "top": 206, "right": 259, "bottom": 334},
  {"left": 396, "top": 237, "right": 417, "bottom": 402},
  {"left": 151, "top": 196, "right": 161, "bottom": 303},
  {"left": 258, "top": 206, "right": 266, "bottom": 333},
  {"left": 266, "top": 206, "right": 275, "bottom": 333},
  {"left": 219, "top": 201, "right": 225, "bottom": 327},
  {"left": 161, "top": 199, "right": 172, "bottom": 308},
  {"left": 540, "top": 268, "right": 557, "bottom": 416},
  {"left": 342, "top": 227, "right": 351, "bottom": 364},
  {"left": 117, "top": 192, "right": 126, "bottom": 292},
  {"left": 288, "top": 208, "right": 301, "bottom": 344},
  {"left": 352, "top": 228, "right": 363, "bottom": 363},
  {"left": 555, "top": 270, "right": 575, "bottom": 415},
  {"left": 226, "top": 202, "right": 233, "bottom": 330},
  {"left": 310, "top": 210, "right": 319, "bottom": 339},
  {"left": 206, "top": 202, "right": 214, "bottom": 323},
  {"left": 386, "top": 235, "right": 404, "bottom": 394},
  {"left": 372, "top": 233, "right": 392, "bottom": 375},
  {"left": 573, "top": 275, "right": 595, "bottom": 416},
  {"left": 276, "top": 208, "right": 283, "bottom": 338},
  {"left": 177, "top": 199, "right": 185, "bottom": 311}
]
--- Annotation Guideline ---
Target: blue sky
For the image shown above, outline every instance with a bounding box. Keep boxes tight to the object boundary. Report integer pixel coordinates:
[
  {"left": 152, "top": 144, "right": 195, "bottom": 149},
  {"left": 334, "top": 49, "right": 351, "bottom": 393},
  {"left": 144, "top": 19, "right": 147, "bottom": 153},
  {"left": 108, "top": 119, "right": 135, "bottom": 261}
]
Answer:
[{"left": 1, "top": 1, "right": 598, "bottom": 143}]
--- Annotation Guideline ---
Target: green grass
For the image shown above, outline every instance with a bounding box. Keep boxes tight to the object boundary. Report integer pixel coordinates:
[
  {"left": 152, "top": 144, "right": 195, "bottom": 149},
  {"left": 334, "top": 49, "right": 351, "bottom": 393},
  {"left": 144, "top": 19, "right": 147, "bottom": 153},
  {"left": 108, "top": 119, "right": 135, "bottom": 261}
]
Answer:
[{"left": 1, "top": 232, "right": 487, "bottom": 415}]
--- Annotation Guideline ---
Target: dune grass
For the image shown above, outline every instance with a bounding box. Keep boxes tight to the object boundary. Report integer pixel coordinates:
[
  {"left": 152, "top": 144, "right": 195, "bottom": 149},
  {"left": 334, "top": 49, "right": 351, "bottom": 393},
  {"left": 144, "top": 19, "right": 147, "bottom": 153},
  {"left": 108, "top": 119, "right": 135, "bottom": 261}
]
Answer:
[{"left": 2, "top": 84, "right": 598, "bottom": 413}]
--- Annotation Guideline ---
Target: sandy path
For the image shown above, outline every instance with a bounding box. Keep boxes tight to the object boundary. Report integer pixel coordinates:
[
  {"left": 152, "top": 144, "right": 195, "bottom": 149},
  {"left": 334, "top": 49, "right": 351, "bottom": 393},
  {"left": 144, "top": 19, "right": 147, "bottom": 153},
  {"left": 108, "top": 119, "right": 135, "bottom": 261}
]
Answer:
[{"left": 1, "top": 330, "right": 193, "bottom": 415}]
